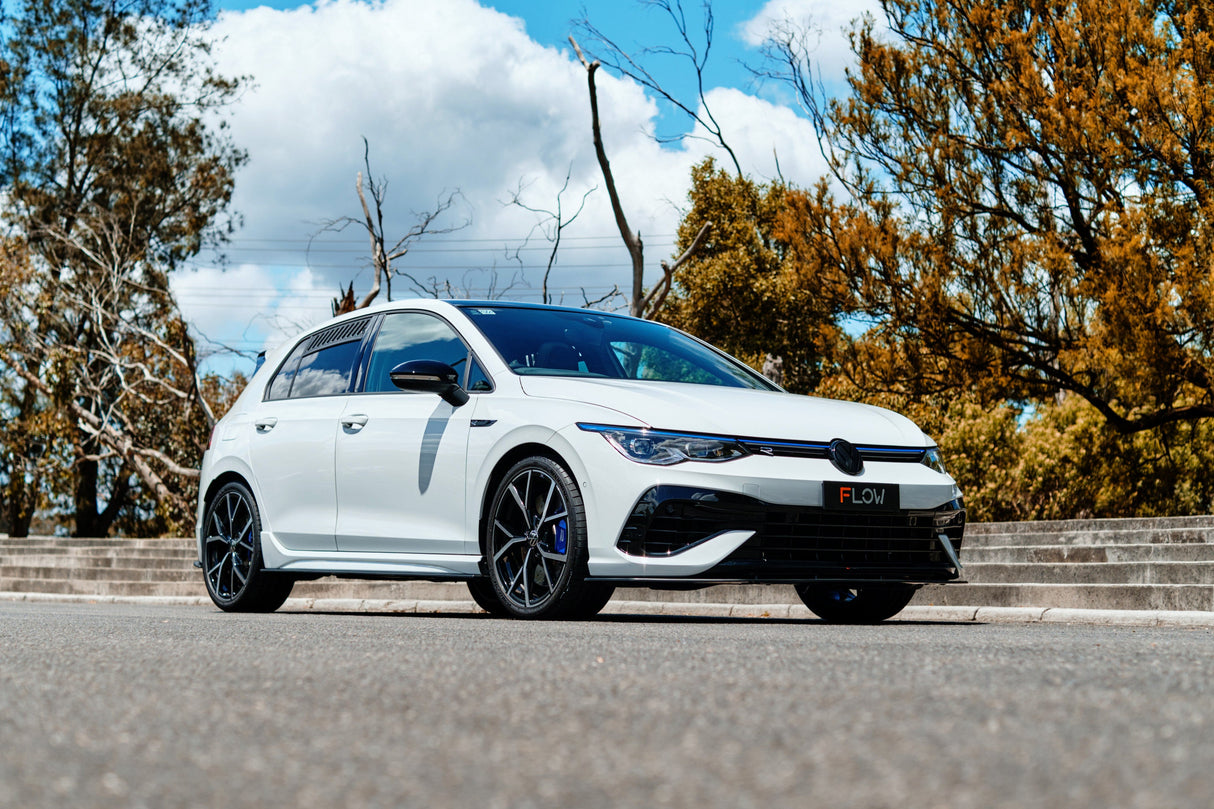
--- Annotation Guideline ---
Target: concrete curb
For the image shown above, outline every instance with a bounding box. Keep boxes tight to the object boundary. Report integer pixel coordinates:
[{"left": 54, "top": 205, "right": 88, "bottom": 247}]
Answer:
[{"left": 3, "top": 591, "right": 1214, "bottom": 627}]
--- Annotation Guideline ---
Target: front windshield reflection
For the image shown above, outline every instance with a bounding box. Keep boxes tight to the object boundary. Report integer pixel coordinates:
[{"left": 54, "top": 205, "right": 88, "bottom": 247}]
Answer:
[{"left": 459, "top": 306, "right": 776, "bottom": 390}]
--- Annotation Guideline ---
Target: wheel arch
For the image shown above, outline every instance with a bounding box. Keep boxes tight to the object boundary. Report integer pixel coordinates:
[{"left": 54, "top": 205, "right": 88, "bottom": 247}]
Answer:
[
  {"left": 476, "top": 442, "right": 579, "bottom": 559},
  {"left": 202, "top": 470, "right": 253, "bottom": 511},
  {"left": 197, "top": 470, "right": 256, "bottom": 555}
]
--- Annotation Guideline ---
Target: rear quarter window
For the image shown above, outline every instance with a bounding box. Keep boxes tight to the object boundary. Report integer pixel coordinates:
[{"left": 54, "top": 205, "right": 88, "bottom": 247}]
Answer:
[{"left": 290, "top": 341, "right": 362, "bottom": 398}]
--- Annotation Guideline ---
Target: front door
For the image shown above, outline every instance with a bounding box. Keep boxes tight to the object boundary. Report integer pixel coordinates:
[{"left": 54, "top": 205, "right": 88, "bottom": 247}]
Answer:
[{"left": 334, "top": 311, "right": 480, "bottom": 554}]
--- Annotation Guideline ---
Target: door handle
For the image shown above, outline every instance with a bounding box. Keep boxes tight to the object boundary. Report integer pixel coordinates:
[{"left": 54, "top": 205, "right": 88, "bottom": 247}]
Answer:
[
  {"left": 254, "top": 417, "right": 278, "bottom": 433},
  {"left": 341, "top": 414, "right": 369, "bottom": 430}
]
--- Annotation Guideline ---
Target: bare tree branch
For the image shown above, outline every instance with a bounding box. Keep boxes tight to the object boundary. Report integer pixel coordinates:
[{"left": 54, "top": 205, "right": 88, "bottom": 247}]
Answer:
[
  {"left": 747, "top": 14, "right": 842, "bottom": 181},
  {"left": 41, "top": 213, "right": 218, "bottom": 428},
  {"left": 577, "top": 0, "right": 743, "bottom": 177},
  {"left": 570, "top": 35, "right": 649, "bottom": 316},
  {"left": 640, "top": 220, "right": 711, "bottom": 317},
  {"left": 394, "top": 266, "right": 526, "bottom": 301},
  {"left": 582, "top": 284, "right": 624, "bottom": 310},
  {"left": 571, "top": 34, "right": 714, "bottom": 318},
  {"left": 316, "top": 137, "right": 471, "bottom": 315},
  {"left": 0, "top": 204, "right": 225, "bottom": 523},
  {"left": 504, "top": 167, "right": 596, "bottom": 304}
]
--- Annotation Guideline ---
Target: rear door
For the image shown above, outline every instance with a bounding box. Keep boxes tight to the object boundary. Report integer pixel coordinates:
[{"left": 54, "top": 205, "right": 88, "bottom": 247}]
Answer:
[{"left": 247, "top": 318, "right": 371, "bottom": 551}]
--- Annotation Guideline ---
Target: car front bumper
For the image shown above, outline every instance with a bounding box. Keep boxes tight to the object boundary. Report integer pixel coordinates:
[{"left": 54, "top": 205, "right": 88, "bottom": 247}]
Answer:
[{"left": 560, "top": 425, "right": 965, "bottom": 583}]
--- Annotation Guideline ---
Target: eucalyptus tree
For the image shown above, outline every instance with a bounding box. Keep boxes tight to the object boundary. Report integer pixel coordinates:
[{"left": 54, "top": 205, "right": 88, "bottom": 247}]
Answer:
[{"left": 0, "top": 0, "right": 245, "bottom": 535}]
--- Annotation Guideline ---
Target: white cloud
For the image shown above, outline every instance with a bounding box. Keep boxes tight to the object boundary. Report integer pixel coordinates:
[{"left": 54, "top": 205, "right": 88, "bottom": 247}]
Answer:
[
  {"left": 172, "top": 263, "right": 332, "bottom": 362},
  {"left": 182, "top": 0, "right": 835, "bottom": 370},
  {"left": 681, "top": 87, "right": 828, "bottom": 186},
  {"left": 739, "top": 0, "right": 882, "bottom": 81},
  {"left": 273, "top": 266, "right": 338, "bottom": 343},
  {"left": 207, "top": 0, "right": 684, "bottom": 295}
]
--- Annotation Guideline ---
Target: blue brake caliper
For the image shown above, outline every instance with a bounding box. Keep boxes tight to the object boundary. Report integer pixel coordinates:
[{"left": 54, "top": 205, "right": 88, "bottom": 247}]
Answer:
[{"left": 555, "top": 519, "right": 567, "bottom": 555}]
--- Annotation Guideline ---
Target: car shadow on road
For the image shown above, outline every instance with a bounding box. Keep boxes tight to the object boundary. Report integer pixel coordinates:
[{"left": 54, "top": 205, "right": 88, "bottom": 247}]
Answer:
[{"left": 277, "top": 608, "right": 976, "bottom": 626}]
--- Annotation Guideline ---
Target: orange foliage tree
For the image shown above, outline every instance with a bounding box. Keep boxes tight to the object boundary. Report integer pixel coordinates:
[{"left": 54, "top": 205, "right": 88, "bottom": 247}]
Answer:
[{"left": 763, "top": 0, "right": 1214, "bottom": 433}]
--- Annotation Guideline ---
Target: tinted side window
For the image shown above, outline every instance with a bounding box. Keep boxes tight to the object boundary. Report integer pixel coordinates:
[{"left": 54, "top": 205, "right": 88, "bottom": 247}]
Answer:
[
  {"left": 266, "top": 342, "right": 307, "bottom": 401},
  {"left": 290, "top": 341, "right": 362, "bottom": 398},
  {"left": 467, "top": 357, "right": 492, "bottom": 392},
  {"left": 364, "top": 312, "right": 469, "bottom": 393}
]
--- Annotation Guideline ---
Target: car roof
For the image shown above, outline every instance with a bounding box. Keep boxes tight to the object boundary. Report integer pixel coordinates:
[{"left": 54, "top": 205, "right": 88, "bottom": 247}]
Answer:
[
  {"left": 453, "top": 300, "right": 637, "bottom": 318},
  {"left": 284, "top": 298, "right": 643, "bottom": 350}
]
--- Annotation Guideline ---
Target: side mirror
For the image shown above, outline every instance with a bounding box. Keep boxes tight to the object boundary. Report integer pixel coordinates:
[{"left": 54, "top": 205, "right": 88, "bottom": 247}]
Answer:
[{"left": 389, "top": 360, "right": 470, "bottom": 407}]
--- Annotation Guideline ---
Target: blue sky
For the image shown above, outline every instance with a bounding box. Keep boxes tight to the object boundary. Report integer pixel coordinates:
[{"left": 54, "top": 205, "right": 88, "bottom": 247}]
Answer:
[{"left": 177, "top": 0, "right": 878, "bottom": 374}]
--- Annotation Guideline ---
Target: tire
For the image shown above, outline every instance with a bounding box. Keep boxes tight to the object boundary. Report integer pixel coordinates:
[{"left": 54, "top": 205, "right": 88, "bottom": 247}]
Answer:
[
  {"left": 560, "top": 582, "right": 616, "bottom": 620},
  {"left": 795, "top": 583, "right": 916, "bottom": 624},
  {"left": 483, "top": 456, "right": 598, "bottom": 619},
  {"left": 466, "top": 577, "right": 511, "bottom": 617},
  {"left": 201, "top": 481, "right": 294, "bottom": 613}
]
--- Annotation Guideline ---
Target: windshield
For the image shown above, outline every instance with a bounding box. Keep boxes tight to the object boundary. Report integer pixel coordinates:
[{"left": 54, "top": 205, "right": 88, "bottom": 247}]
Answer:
[{"left": 458, "top": 305, "right": 778, "bottom": 390}]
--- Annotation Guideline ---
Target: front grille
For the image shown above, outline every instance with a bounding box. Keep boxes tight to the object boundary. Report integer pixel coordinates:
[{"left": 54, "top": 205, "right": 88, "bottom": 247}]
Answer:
[
  {"left": 735, "top": 439, "right": 926, "bottom": 463},
  {"left": 712, "top": 508, "right": 962, "bottom": 581},
  {"left": 617, "top": 486, "right": 964, "bottom": 583}
]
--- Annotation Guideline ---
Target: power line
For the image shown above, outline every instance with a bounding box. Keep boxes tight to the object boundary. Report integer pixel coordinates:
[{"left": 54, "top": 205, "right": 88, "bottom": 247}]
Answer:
[
  {"left": 217, "top": 233, "right": 679, "bottom": 245},
  {"left": 176, "top": 285, "right": 627, "bottom": 304},
  {"left": 180, "top": 261, "right": 648, "bottom": 273},
  {"left": 216, "top": 243, "right": 675, "bottom": 255}
]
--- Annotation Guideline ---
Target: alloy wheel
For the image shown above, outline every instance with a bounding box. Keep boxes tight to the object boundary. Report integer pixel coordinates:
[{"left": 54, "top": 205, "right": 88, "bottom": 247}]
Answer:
[
  {"left": 489, "top": 466, "right": 572, "bottom": 611},
  {"left": 204, "top": 488, "right": 257, "bottom": 603}
]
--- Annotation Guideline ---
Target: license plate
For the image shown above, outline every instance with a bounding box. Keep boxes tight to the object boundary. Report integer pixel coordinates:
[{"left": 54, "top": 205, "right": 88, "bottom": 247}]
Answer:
[{"left": 824, "top": 481, "right": 899, "bottom": 511}]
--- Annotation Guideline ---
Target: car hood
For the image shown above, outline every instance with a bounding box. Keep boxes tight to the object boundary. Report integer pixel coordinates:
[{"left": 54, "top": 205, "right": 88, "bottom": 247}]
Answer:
[{"left": 518, "top": 377, "right": 931, "bottom": 446}]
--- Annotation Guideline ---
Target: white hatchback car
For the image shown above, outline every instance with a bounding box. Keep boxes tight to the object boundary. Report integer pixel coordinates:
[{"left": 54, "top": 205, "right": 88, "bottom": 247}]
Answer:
[{"left": 197, "top": 300, "right": 964, "bottom": 621}]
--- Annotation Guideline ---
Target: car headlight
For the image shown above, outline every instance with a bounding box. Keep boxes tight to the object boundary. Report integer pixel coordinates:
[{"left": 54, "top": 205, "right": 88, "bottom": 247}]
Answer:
[
  {"left": 578, "top": 424, "right": 748, "bottom": 465},
  {"left": 921, "top": 447, "right": 947, "bottom": 475}
]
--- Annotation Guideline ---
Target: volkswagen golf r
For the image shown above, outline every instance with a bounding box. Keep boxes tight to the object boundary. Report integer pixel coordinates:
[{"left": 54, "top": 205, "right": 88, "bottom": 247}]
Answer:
[{"left": 196, "top": 300, "right": 965, "bottom": 621}]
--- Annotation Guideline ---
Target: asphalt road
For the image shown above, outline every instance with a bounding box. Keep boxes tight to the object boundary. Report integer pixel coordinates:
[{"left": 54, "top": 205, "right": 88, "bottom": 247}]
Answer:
[{"left": 2, "top": 602, "right": 1211, "bottom": 809}]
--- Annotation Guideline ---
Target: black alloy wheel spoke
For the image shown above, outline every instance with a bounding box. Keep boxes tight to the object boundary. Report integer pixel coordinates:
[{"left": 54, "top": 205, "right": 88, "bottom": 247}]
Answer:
[
  {"left": 508, "top": 483, "right": 529, "bottom": 523},
  {"left": 235, "top": 517, "right": 254, "bottom": 549},
  {"left": 493, "top": 534, "right": 526, "bottom": 563},
  {"left": 538, "top": 480, "right": 555, "bottom": 525},
  {"left": 538, "top": 555, "right": 555, "bottom": 593},
  {"left": 541, "top": 509, "right": 568, "bottom": 525},
  {"left": 521, "top": 548, "right": 533, "bottom": 605}
]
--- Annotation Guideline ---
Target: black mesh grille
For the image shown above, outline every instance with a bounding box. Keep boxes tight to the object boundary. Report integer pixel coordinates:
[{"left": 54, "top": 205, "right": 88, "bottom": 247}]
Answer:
[
  {"left": 715, "top": 509, "right": 963, "bottom": 581},
  {"left": 617, "top": 486, "right": 964, "bottom": 583},
  {"left": 308, "top": 318, "right": 369, "bottom": 351}
]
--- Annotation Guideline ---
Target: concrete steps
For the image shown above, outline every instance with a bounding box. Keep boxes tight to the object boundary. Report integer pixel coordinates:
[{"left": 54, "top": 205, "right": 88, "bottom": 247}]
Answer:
[
  {"left": 0, "top": 576, "right": 205, "bottom": 597},
  {"left": 0, "top": 538, "right": 203, "bottom": 598},
  {"left": 4, "top": 515, "right": 1214, "bottom": 611},
  {"left": 962, "top": 544, "right": 1214, "bottom": 563},
  {"left": 913, "top": 515, "right": 1214, "bottom": 611},
  {"left": 965, "top": 514, "right": 1214, "bottom": 537},
  {"left": 914, "top": 583, "right": 1214, "bottom": 612},
  {"left": 959, "top": 561, "right": 1214, "bottom": 585}
]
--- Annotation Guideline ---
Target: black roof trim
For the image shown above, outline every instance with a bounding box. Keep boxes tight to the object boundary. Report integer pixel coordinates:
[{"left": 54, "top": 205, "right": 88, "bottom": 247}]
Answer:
[{"left": 454, "top": 301, "right": 637, "bottom": 318}]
